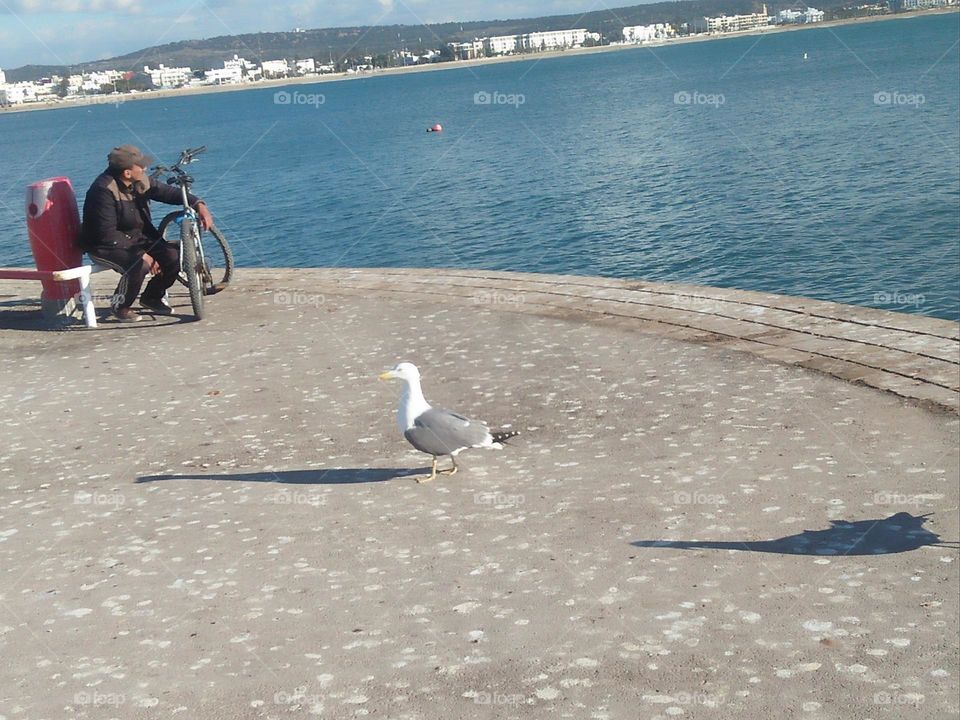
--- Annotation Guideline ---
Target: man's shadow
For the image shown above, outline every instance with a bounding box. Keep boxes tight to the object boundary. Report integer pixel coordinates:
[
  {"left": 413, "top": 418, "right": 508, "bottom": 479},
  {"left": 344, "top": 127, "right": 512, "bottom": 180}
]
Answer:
[
  {"left": 136, "top": 467, "right": 428, "bottom": 485},
  {"left": 632, "top": 513, "right": 959, "bottom": 556},
  {"left": 0, "top": 299, "right": 188, "bottom": 331}
]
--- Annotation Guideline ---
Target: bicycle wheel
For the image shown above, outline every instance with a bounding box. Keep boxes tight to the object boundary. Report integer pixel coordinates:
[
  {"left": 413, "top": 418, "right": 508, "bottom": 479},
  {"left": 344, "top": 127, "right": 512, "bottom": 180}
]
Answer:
[
  {"left": 158, "top": 211, "right": 234, "bottom": 294},
  {"left": 203, "top": 224, "right": 234, "bottom": 295},
  {"left": 180, "top": 216, "right": 205, "bottom": 320}
]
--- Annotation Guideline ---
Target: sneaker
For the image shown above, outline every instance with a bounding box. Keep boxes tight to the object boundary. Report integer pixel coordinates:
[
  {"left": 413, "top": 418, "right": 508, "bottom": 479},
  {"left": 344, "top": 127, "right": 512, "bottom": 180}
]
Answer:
[
  {"left": 113, "top": 307, "right": 142, "bottom": 323},
  {"left": 140, "top": 295, "right": 174, "bottom": 315}
]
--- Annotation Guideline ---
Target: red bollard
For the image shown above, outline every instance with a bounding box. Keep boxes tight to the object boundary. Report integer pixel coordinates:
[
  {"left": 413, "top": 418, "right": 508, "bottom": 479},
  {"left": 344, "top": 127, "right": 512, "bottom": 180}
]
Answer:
[{"left": 26, "top": 177, "right": 82, "bottom": 307}]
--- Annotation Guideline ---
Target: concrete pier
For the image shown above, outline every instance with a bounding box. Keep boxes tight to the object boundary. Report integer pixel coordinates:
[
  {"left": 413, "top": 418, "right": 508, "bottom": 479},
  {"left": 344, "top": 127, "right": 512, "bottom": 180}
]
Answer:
[{"left": 0, "top": 269, "right": 957, "bottom": 719}]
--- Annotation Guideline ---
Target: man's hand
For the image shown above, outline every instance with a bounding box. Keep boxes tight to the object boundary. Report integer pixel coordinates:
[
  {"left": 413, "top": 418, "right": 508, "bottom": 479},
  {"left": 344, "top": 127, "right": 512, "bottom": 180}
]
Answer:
[
  {"left": 196, "top": 202, "right": 214, "bottom": 231},
  {"left": 142, "top": 253, "right": 161, "bottom": 276}
]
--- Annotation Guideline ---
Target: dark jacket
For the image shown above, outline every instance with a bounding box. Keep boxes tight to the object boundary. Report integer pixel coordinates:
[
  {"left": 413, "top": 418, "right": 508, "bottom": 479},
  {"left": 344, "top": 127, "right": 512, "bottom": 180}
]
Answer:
[{"left": 80, "top": 169, "right": 201, "bottom": 251}]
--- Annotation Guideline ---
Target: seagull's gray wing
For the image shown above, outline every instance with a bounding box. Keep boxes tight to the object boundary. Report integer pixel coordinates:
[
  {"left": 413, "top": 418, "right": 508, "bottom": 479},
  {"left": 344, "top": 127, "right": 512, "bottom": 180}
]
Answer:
[{"left": 404, "top": 408, "right": 491, "bottom": 457}]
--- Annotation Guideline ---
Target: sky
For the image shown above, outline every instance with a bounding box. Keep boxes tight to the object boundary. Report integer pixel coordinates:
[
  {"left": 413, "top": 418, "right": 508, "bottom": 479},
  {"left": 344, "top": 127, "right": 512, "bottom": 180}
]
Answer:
[{"left": 0, "top": 0, "right": 620, "bottom": 70}]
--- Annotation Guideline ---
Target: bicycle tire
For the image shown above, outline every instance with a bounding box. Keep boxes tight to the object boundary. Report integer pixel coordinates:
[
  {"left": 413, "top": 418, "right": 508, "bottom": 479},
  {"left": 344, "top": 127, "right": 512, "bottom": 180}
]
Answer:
[
  {"left": 204, "top": 224, "right": 234, "bottom": 295},
  {"left": 180, "top": 217, "right": 205, "bottom": 320},
  {"left": 158, "top": 211, "right": 234, "bottom": 292}
]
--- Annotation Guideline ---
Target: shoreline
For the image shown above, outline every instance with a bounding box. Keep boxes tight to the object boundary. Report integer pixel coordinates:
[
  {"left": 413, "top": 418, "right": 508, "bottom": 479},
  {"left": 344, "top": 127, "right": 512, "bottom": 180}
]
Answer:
[{"left": 1, "top": 7, "right": 956, "bottom": 115}]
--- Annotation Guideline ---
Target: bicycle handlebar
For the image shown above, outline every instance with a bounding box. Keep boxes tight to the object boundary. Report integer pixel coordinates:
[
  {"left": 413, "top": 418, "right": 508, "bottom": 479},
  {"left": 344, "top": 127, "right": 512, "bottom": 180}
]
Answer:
[
  {"left": 180, "top": 146, "right": 207, "bottom": 163},
  {"left": 150, "top": 146, "right": 207, "bottom": 178}
]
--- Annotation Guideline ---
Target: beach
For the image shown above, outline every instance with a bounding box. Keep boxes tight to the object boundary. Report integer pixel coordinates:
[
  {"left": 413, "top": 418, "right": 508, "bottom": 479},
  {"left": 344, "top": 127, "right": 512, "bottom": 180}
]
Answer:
[{"left": 2, "top": 7, "right": 956, "bottom": 116}]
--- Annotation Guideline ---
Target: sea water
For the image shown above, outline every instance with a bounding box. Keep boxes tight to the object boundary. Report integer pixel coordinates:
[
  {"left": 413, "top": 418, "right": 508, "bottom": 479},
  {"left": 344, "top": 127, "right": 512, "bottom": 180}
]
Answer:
[{"left": 0, "top": 13, "right": 957, "bottom": 319}]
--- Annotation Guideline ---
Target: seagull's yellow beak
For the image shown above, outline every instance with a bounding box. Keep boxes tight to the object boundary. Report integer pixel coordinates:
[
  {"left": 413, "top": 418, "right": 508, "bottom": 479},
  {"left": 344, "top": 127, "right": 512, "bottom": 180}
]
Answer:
[{"left": 378, "top": 371, "right": 395, "bottom": 382}]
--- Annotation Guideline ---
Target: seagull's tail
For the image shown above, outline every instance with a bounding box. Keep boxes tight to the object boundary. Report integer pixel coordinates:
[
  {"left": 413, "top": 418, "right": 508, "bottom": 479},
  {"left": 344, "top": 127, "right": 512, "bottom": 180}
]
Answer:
[{"left": 491, "top": 430, "right": 520, "bottom": 446}]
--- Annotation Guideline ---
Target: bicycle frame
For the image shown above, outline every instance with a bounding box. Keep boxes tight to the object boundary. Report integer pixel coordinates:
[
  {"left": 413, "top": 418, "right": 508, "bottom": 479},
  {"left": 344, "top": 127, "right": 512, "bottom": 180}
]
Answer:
[
  {"left": 154, "top": 146, "right": 209, "bottom": 283},
  {"left": 150, "top": 145, "right": 220, "bottom": 319}
]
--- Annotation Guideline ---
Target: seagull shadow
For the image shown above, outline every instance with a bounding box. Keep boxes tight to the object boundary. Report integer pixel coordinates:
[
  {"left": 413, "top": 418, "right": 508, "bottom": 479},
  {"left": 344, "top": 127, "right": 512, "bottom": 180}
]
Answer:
[
  {"left": 136, "top": 467, "right": 429, "bottom": 485},
  {"left": 632, "top": 513, "right": 959, "bottom": 556}
]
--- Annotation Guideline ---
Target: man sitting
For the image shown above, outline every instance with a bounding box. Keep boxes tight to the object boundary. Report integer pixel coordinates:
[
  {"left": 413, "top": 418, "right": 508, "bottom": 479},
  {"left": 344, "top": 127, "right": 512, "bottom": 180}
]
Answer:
[{"left": 79, "top": 144, "right": 214, "bottom": 322}]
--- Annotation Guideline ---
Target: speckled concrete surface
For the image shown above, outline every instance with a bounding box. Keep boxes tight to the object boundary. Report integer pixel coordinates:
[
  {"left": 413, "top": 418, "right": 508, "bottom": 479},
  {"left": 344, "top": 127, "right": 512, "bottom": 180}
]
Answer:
[{"left": 0, "top": 270, "right": 957, "bottom": 720}]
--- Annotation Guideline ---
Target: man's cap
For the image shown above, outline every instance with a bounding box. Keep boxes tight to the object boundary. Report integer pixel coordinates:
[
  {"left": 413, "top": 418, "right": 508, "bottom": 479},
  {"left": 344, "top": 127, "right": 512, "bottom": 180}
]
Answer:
[{"left": 107, "top": 144, "right": 153, "bottom": 171}]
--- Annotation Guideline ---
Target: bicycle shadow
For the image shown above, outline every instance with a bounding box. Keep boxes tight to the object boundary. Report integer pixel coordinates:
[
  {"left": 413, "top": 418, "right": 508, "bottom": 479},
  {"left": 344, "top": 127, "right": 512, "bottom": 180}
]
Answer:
[
  {"left": 632, "top": 513, "right": 958, "bottom": 556},
  {"left": 136, "top": 467, "right": 429, "bottom": 485}
]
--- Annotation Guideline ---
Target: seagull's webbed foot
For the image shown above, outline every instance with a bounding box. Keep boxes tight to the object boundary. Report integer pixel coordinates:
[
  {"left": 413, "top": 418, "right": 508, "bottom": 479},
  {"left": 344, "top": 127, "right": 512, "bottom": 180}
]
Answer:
[
  {"left": 416, "top": 457, "right": 439, "bottom": 484},
  {"left": 438, "top": 456, "right": 458, "bottom": 476}
]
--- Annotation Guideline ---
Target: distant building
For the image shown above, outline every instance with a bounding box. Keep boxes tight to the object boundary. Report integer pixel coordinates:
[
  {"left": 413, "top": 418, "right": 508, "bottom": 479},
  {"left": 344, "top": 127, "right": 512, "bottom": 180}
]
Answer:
[
  {"left": 144, "top": 64, "right": 193, "bottom": 88},
  {"left": 691, "top": 5, "right": 772, "bottom": 33},
  {"left": 485, "top": 34, "right": 519, "bottom": 54},
  {"left": 295, "top": 58, "right": 316, "bottom": 74},
  {"left": 205, "top": 55, "right": 259, "bottom": 84},
  {"left": 261, "top": 59, "right": 289, "bottom": 78},
  {"left": 0, "top": 68, "right": 5, "bottom": 85},
  {"left": 776, "top": 7, "right": 825, "bottom": 23},
  {"left": 520, "top": 28, "right": 588, "bottom": 50},
  {"left": 449, "top": 40, "right": 485, "bottom": 60},
  {"left": 622, "top": 23, "right": 677, "bottom": 42},
  {"left": 0, "top": 83, "right": 36, "bottom": 104},
  {"left": 205, "top": 67, "right": 241, "bottom": 84}
]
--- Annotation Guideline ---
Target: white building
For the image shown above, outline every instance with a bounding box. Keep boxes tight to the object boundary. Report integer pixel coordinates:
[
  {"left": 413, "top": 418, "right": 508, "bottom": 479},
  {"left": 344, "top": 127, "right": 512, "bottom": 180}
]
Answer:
[
  {"left": 226, "top": 55, "right": 261, "bottom": 80},
  {"left": 261, "top": 59, "right": 289, "bottom": 78},
  {"left": 485, "top": 34, "right": 519, "bottom": 54},
  {"left": 295, "top": 58, "right": 316, "bottom": 74},
  {"left": 0, "top": 68, "right": 5, "bottom": 85},
  {"left": 776, "top": 7, "right": 824, "bottom": 23},
  {"left": 144, "top": 64, "right": 193, "bottom": 88},
  {"left": 622, "top": 23, "right": 676, "bottom": 42},
  {"left": 75, "top": 70, "right": 122, "bottom": 93},
  {"left": 520, "top": 28, "right": 588, "bottom": 51},
  {"left": 692, "top": 7, "right": 771, "bottom": 33},
  {"left": 450, "top": 40, "right": 485, "bottom": 60},
  {"left": 205, "top": 66, "right": 242, "bottom": 84},
  {"left": 0, "top": 83, "right": 37, "bottom": 104}
]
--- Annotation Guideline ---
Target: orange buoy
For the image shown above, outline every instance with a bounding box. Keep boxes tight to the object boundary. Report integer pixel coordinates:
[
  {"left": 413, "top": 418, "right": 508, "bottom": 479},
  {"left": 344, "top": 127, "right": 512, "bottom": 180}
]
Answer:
[{"left": 428, "top": 123, "right": 442, "bottom": 133}]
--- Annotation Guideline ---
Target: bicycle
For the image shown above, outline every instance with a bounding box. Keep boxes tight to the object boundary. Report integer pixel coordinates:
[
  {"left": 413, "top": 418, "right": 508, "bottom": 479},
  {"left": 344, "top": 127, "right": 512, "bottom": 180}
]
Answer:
[{"left": 151, "top": 146, "right": 234, "bottom": 320}]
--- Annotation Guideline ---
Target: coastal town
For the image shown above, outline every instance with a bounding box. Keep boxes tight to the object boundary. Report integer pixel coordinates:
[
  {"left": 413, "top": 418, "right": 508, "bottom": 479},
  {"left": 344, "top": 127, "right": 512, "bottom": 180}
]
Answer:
[{"left": 0, "top": 0, "right": 955, "bottom": 107}]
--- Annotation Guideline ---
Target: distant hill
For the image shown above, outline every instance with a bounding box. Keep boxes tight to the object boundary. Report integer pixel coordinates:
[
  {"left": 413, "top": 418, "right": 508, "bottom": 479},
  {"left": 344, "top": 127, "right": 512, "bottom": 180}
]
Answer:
[{"left": 4, "top": 0, "right": 873, "bottom": 82}]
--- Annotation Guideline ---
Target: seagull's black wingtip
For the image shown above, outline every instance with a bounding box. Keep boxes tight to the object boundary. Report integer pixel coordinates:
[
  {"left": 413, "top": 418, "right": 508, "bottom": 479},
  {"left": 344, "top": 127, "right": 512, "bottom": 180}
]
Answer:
[{"left": 492, "top": 430, "right": 521, "bottom": 444}]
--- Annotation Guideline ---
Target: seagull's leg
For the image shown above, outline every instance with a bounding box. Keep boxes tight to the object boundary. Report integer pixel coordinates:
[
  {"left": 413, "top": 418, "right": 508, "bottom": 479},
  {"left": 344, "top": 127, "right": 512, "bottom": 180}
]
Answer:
[
  {"left": 417, "top": 457, "right": 438, "bottom": 484},
  {"left": 439, "top": 456, "right": 458, "bottom": 476}
]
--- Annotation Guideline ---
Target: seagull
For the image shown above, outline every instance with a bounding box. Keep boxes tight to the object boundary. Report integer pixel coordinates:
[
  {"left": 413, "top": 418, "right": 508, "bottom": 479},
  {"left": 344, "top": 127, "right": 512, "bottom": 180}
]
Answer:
[{"left": 378, "top": 362, "right": 519, "bottom": 483}]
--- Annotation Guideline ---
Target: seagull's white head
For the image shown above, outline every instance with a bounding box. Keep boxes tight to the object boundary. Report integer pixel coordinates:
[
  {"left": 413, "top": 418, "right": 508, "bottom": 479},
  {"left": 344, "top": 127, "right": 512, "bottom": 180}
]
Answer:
[{"left": 378, "top": 362, "right": 421, "bottom": 384}]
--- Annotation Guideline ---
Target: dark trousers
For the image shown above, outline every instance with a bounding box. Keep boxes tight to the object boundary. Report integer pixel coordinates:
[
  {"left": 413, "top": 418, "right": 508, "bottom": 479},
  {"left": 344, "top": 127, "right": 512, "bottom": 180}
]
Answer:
[{"left": 89, "top": 238, "right": 179, "bottom": 310}]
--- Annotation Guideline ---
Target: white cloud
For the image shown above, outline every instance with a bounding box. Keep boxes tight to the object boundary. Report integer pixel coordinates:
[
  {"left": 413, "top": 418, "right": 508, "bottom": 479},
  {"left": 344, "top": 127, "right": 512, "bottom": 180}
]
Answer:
[{"left": 2, "top": 0, "right": 148, "bottom": 12}]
